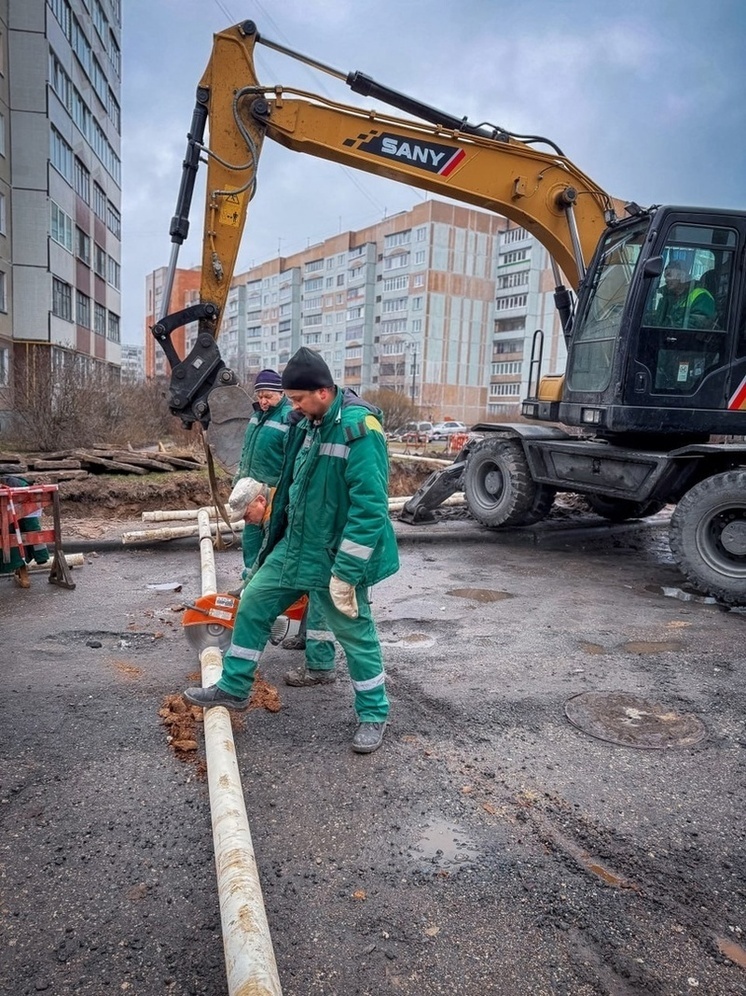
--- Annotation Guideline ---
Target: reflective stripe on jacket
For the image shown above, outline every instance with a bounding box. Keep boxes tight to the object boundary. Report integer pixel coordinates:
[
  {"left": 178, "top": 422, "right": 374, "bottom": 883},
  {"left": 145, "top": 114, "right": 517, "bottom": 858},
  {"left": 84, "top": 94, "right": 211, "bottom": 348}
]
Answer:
[
  {"left": 235, "top": 395, "right": 293, "bottom": 486},
  {"left": 261, "top": 387, "right": 399, "bottom": 590}
]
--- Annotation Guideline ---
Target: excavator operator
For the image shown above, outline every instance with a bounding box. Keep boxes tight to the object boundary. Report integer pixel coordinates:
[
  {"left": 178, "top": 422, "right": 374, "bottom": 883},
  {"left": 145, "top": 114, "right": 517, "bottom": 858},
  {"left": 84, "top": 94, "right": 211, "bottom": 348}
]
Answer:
[{"left": 652, "top": 261, "right": 716, "bottom": 330}]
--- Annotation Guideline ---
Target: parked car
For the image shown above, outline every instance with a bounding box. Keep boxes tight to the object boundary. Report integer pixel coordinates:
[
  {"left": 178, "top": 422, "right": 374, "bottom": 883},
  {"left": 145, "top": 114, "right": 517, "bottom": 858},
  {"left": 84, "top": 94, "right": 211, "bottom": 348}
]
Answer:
[
  {"left": 428, "top": 421, "right": 468, "bottom": 441},
  {"left": 391, "top": 421, "right": 433, "bottom": 443}
]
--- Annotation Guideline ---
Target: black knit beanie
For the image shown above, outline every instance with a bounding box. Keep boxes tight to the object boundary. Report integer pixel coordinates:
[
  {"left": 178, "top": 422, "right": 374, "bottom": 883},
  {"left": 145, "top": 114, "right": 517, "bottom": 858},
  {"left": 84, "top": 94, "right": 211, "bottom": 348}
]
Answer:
[{"left": 282, "top": 347, "right": 334, "bottom": 390}]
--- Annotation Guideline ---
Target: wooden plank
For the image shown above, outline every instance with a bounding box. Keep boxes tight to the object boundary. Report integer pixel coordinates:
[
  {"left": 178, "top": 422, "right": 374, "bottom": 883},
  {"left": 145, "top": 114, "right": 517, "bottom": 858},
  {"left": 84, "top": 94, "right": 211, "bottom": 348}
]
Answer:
[
  {"left": 29, "top": 458, "right": 82, "bottom": 470},
  {"left": 147, "top": 453, "right": 204, "bottom": 469},
  {"left": 20, "top": 469, "right": 90, "bottom": 482},
  {"left": 108, "top": 455, "right": 175, "bottom": 472},
  {"left": 72, "top": 452, "right": 148, "bottom": 474}
]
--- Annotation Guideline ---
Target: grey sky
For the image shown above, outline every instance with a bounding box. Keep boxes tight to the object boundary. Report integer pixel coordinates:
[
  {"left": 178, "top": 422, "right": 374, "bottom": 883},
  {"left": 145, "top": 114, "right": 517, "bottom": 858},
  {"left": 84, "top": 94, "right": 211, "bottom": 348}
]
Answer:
[{"left": 121, "top": 0, "right": 746, "bottom": 345}]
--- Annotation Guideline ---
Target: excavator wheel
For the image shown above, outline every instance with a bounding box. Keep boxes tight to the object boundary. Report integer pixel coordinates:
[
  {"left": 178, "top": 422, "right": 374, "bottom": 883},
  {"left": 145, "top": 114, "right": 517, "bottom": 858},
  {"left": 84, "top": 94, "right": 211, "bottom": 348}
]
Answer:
[
  {"left": 669, "top": 470, "right": 746, "bottom": 605},
  {"left": 463, "top": 437, "right": 553, "bottom": 528},
  {"left": 585, "top": 494, "right": 665, "bottom": 522}
]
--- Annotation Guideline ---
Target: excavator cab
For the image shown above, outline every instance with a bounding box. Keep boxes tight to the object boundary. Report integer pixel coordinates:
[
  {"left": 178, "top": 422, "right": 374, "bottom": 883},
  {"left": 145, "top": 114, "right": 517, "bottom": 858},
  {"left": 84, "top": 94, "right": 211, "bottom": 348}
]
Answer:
[{"left": 532, "top": 206, "right": 746, "bottom": 441}]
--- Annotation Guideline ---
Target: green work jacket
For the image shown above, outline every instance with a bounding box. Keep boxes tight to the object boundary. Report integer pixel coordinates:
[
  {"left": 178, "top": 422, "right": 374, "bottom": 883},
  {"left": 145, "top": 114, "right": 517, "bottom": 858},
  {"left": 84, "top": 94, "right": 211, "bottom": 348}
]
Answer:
[
  {"left": 260, "top": 387, "right": 399, "bottom": 590},
  {"left": 235, "top": 395, "right": 293, "bottom": 486}
]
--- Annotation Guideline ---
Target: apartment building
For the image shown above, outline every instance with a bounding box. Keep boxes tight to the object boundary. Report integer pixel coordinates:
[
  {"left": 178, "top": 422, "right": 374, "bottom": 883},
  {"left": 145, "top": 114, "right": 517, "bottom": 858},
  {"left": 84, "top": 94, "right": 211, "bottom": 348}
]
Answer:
[
  {"left": 0, "top": 0, "right": 122, "bottom": 435},
  {"left": 146, "top": 200, "right": 568, "bottom": 424},
  {"left": 119, "top": 341, "right": 142, "bottom": 382},
  {"left": 490, "top": 225, "right": 566, "bottom": 417},
  {"left": 143, "top": 264, "right": 200, "bottom": 383}
]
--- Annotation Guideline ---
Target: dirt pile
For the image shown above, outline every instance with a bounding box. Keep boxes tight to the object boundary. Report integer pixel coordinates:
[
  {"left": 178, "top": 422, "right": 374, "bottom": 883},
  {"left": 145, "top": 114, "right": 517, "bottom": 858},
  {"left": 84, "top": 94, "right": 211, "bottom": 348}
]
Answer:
[{"left": 56, "top": 460, "right": 433, "bottom": 522}]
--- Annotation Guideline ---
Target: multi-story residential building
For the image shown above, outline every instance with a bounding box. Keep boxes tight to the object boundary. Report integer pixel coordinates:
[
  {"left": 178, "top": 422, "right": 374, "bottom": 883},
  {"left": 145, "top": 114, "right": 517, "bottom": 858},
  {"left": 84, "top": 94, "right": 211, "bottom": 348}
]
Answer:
[
  {"left": 119, "top": 342, "right": 143, "bottom": 382},
  {"left": 0, "top": 0, "right": 122, "bottom": 435},
  {"left": 145, "top": 201, "right": 568, "bottom": 424},
  {"left": 143, "top": 265, "right": 199, "bottom": 383},
  {"left": 490, "top": 226, "right": 566, "bottom": 417}
]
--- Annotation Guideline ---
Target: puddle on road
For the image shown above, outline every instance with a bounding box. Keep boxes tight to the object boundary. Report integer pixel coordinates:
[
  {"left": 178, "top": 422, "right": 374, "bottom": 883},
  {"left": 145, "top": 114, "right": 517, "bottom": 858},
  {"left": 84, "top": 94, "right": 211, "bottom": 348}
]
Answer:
[
  {"left": 715, "top": 936, "right": 746, "bottom": 969},
  {"left": 620, "top": 640, "right": 683, "bottom": 654},
  {"left": 446, "top": 588, "right": 514, "bottom": 603},
  {"left": 410, "top": 819, "right": 480, "bottom": 873},
  {"left": 580, "top": 642, "right": 608, "bottom": 655}
]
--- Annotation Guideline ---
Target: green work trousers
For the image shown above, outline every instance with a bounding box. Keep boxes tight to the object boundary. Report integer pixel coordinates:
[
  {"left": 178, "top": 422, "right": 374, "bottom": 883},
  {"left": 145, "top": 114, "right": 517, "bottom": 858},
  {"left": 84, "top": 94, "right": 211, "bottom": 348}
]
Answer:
[
  {"left": 218, "top": 537, "right": 389, "bottom": 722},
  {"left": 241, "top": 522, "right": 263, "bottom": 575}
]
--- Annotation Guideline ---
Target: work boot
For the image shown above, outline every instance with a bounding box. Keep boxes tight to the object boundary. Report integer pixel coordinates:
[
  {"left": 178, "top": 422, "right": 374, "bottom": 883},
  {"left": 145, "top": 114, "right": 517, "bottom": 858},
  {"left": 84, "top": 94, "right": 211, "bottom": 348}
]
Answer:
[
  {"left": 283, "top": 665, "right": 336, "bottom": 687},
  {"left": 352, "top": 721, "right": 387, "bottom": 754},
  {"left": 183, "top": 685, "right": 249, "bottom": 710},
  {"left": 282, "top": 634, "right": 307, "bottom": 651},
  {"left": 14, "top": 565, "right": 30, "bottom": 589}
]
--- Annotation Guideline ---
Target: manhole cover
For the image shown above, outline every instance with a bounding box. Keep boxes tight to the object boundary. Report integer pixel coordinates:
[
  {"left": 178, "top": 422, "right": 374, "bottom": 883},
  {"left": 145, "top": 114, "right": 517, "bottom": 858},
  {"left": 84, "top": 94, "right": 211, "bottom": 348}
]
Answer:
[{"left": 565, "top": 690, "right": 706, "bottom": 749}]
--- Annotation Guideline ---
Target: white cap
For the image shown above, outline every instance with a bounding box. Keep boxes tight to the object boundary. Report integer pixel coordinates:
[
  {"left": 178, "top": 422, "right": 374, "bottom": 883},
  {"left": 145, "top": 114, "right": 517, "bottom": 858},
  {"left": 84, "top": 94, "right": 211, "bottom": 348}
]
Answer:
[{"left": 228, "top": 477, "right": 265, "bottom": 517}]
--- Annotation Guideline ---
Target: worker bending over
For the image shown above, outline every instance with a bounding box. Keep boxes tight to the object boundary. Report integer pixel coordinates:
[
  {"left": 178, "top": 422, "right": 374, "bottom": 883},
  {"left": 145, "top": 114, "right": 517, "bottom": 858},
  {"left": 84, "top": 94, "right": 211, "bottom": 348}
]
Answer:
[{"left": 185, "top": 347, "right": 399, "bottom": 753}]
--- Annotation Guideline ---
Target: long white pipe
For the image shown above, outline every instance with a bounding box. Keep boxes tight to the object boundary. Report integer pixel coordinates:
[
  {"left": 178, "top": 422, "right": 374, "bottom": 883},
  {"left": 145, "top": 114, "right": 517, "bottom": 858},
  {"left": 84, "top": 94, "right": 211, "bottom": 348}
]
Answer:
[{"left": 195, "top": 508, "right": 282, "bottom": 996}]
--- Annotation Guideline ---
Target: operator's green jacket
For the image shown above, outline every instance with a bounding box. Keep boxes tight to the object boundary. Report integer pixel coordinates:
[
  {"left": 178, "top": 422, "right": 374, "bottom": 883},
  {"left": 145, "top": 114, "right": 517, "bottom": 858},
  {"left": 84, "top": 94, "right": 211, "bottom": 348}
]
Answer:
[
  {"left": 235, "top": 395, "right": 293, "bottom": 486},
  {"left": 259, "top": 387, "right": 399, "bottom": 590}
]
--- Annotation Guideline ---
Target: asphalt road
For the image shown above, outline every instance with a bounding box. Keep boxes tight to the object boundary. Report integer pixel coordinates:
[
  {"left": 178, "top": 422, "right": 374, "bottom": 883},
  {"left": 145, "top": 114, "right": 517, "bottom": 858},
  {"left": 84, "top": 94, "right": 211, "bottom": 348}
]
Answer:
[{"left": 2, "top": 513, "right": 745, "bottom": 996}]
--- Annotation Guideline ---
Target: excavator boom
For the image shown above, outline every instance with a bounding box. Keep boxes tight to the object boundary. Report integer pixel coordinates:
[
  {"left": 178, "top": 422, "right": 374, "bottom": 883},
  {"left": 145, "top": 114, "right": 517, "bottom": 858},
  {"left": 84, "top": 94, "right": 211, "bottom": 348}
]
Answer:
[{"left": 154, "top": 20, "right": 618, "bottom": 426}]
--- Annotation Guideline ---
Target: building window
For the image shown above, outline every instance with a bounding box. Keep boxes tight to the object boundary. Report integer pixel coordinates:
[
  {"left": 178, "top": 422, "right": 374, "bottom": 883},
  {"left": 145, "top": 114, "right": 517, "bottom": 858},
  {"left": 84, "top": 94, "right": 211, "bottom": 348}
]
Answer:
[
  {"left": 51, "top": 202, "right": 74, "bottom": 252},
  {"left": 502, "top": 226, "right": 529, "bottom": 245},
  {"left": 76, "top": 290, "right": 91, "bottom": 327},
  {"left": 384, "top": 230, "right": 411, "bottom": 249},
  {"left": 495, "top": 294, "right": 528, "bottom": 311},
  {"left": 411, "top": 296, "right": 423, "bottom": 310},
  {"left": 0, "top": 271, "right": 6, "bottom": 312},
  {"left": 48, "top": 0, "right": 72, "bottom": 38},
  {"left": 50, "top": 126, "right": 72, "bottom": 180},
  {"left": 93, "top": 301, "right": 106, "bottom": 335},
  {"left": 94, "top": 243, "right": 106, "bottom": 278},
  {"left": 76, "top": 227, "right": 91, "bottom": 265},
  {"left": 489, "top": 382, "right": 522, "bottom": 397},
  {"left": 0, "top": 346, "right": 8, "bottom": 386},
  {"left": 52, "top": 277, "right": 73, "bottom": 321},
  {"left": 93, "top": 183, "right": 106, "bottom": 220},
  {"left": 107, "top": 312, "right": 120, "bottom": 343},
  {"left": 49, "top": 50, "right": 72, "bottom": 110},
  {"left": 383, "top": 254, "right": 409, "bottom": 271},
  {"left": 73, "top": 157, "right": 90, "bottom": 202},
  {"left": 0, "top": 192, "right": 5, "bottom": 235},
  {"left": 497, "top": 271, "right": 529, "bottom": 289},
  {"left": 107, "top": 256, "right": 120, "bottom": 289}
]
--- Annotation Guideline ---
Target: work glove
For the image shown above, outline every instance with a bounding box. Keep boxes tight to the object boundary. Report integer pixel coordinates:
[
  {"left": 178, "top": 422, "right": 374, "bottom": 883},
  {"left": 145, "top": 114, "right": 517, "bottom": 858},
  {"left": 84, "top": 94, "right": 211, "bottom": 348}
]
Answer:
[{"left": 329, "top": 575, "right": 358, "bottom": 619}]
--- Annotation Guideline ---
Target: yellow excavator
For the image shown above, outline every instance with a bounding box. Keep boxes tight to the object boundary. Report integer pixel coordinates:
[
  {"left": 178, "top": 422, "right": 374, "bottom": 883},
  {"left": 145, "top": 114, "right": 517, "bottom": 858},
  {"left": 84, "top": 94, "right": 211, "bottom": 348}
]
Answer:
[{"left": 153, "top": 20, "right": 746, "bottom": 604}]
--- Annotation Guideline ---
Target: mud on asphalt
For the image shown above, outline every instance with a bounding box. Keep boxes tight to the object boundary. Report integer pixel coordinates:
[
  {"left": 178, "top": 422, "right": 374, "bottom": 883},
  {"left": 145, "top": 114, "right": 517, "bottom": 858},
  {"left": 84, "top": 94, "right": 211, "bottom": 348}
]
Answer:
[{"left": 1, "top": 510, "right": 746, "bottom": 996}]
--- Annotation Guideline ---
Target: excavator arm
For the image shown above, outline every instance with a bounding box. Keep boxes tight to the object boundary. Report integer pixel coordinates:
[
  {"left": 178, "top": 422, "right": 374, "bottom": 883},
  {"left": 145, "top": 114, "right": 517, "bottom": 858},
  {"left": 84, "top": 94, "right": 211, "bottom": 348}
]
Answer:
[{"left": 154, "top": 19, "right": 619, "bottom": 427}]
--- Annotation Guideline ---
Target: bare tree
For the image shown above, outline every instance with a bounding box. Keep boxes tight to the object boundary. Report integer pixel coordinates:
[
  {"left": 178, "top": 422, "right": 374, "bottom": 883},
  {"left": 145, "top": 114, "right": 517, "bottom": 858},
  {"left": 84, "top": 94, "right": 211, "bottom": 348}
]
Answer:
[{"left": 359, "top": 388, "right": 419, "bottom": 433}]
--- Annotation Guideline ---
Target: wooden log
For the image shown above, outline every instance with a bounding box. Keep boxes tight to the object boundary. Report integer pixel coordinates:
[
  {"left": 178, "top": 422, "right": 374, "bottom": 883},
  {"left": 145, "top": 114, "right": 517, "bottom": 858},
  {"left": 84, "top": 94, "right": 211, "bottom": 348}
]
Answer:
[{"left": 122, "top": 518, "right": 244, "bottom": 545}]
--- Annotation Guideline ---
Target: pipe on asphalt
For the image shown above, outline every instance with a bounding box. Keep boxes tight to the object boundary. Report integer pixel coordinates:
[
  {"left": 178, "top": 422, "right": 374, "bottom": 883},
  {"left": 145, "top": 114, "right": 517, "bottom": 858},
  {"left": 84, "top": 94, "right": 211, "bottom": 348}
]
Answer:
[{"left": 195, "top": 508, "right": 283, "bottom": 996}]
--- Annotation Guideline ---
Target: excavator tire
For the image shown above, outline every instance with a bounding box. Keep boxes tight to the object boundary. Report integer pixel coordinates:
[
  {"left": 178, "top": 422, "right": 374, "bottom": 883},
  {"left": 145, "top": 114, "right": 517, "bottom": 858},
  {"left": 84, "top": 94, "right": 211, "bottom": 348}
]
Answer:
[
  {"left": 463, "top": 437, "right": 553, "bottom": 528},
  {"left": 585, "top": 494, "right": 665, "bottom": 522},
  {"left": 669, "top": 469, "right": 746, "bottom": 605}
]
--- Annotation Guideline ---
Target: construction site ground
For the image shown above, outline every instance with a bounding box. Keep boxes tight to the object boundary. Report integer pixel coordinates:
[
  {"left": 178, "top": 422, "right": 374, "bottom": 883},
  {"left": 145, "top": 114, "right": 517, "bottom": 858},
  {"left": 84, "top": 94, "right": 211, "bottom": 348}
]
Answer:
[{"left": 2, "top": 468, "right": 745, "bottom": 996}]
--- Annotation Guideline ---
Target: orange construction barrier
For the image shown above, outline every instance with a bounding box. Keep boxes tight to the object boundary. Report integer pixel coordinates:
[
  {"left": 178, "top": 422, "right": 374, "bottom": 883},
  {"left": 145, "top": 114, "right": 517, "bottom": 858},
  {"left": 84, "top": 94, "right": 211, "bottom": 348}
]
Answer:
[{"left": 0, "top": 483, "right": 75, "bottom": 589}]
